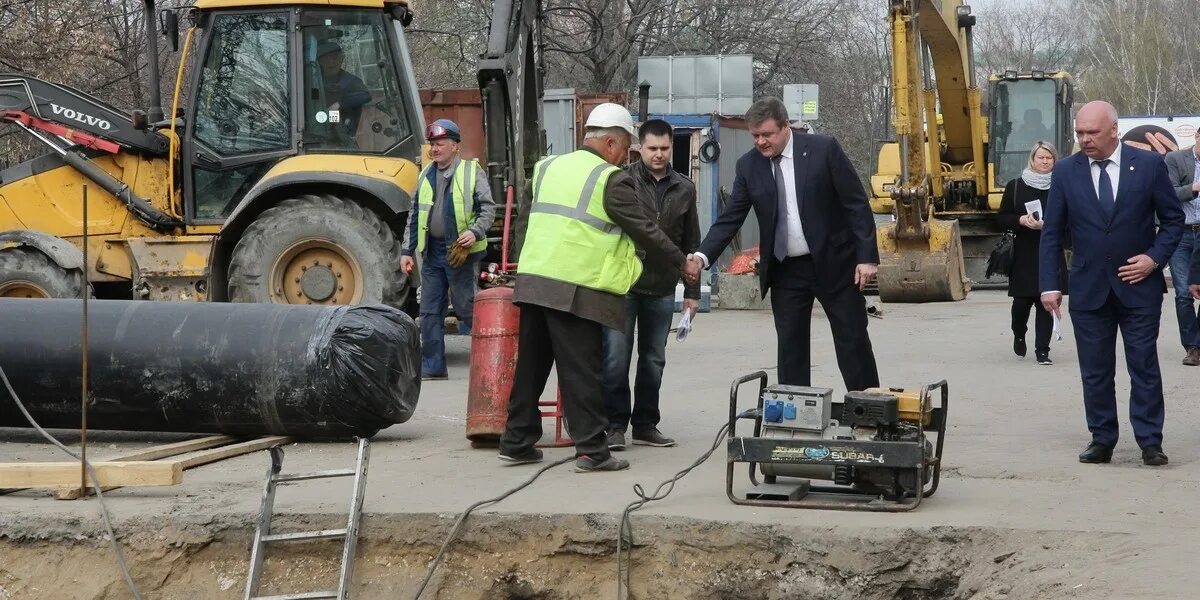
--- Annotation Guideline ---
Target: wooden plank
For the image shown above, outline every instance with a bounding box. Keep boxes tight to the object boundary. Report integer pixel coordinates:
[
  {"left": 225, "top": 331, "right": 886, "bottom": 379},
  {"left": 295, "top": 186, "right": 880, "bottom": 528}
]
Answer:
[
  {"left": 55, "top": 435, "right": 239, "bottom": 500},
  {"left": 171, "top": 436, "right": 293, "bottom": 469},
  {"left": 0, "top": 461, "right": 182, "bottom": 488}
]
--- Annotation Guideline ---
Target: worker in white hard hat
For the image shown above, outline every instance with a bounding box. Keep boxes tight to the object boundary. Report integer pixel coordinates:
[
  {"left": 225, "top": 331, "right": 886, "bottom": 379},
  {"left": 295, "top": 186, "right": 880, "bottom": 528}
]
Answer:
[{"left": 498, "top": 103, "right": 701, "bottom": 472}]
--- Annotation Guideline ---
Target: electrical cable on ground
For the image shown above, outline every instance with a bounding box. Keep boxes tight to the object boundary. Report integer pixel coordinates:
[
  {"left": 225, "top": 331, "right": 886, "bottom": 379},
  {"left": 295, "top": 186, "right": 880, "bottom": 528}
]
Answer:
[
  {"left": 412, "top": 454, "right": 575, "bottom": 599},
  {"left": 0, "top": 363, "right": 143, "bottom": 600},
  {"left": 616, "top": 418, "right": 744, "bottom": 600}
]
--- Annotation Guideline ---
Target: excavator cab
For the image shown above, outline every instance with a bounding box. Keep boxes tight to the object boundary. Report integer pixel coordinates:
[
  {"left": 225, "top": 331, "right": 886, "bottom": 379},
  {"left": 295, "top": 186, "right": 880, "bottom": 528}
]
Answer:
[
  {"left": 986, "top": 72, "right": 1074, "bottom": 199},
  {"left": 0, "top": 0, "right": 429, "bottom": 308}
]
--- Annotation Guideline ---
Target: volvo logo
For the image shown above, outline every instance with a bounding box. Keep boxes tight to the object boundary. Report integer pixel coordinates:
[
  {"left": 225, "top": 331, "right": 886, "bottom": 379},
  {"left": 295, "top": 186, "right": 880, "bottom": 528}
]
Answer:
[{"left": 50, "top": 103, "right": 112, "bottom": 131}]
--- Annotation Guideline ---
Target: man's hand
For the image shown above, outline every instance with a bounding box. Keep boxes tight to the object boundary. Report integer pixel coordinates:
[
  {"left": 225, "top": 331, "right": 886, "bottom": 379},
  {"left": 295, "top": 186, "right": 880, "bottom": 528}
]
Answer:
[
  {"left": 1123, "top": 132, "right": 1178, "bottom": 155},
  {"left": 1117, "top": 254, "right": 1156, "bottom": 284},
  {"left": 1190, "top": 283, "right": 1200, "bottom": 301},
  {"left": 1191, "top": 181, "right": 1200, "bottom": 193},
  {"left": 854, "top": 263, "right": 878, "bottom": 291},
  {"left": 681, "top": 254, "right": 702, "bottom": 285},
  {"left": 1041, "top": 292, "right": 1063, "bottom": 319},
  {"left": 400, "top": 256, "right": 415, "bottom": 274},
  {"left": 1018, "top": 214, "right": 1043, "bottom": 230},
  {"left": 682, "top": 298, "right": 699, "bottom": 317},
  {"left": 456, "top": 230, "right": 477, "bottom": 248}
]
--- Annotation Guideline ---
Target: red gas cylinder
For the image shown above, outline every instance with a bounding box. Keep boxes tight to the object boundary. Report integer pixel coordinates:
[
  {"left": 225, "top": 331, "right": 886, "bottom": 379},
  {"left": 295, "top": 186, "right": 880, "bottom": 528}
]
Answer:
[{"left": 466, "top": 286, "right": 521, "bottom": 445}]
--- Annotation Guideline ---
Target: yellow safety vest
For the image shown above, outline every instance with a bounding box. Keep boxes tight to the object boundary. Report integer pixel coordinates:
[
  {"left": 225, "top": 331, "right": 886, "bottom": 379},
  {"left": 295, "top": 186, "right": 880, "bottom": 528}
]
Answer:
[
  {"left": 415, "top": 158, "right": 487, "bottom": 254},
  {"left": 518, "top": 150, "right": 642, "bottom": 295}
]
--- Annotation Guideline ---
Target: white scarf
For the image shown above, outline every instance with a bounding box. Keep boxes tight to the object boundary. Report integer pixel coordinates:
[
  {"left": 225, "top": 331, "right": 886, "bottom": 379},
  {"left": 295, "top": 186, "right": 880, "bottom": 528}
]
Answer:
[{"left": 1021, "top": 168, "right": 1052, "bottom": 190}]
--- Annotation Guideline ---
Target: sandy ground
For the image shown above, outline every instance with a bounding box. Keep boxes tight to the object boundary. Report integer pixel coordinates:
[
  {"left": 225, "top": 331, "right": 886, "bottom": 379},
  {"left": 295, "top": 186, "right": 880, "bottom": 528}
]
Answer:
[{"left": 2, "top": 290, "right": 1199, "bottom": 598}]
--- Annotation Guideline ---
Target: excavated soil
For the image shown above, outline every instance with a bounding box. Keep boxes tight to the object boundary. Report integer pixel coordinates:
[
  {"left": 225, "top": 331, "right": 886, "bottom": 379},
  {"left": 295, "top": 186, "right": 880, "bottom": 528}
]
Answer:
[{"left": 0, "top": 513, "right": 1120, "bottom": 599}]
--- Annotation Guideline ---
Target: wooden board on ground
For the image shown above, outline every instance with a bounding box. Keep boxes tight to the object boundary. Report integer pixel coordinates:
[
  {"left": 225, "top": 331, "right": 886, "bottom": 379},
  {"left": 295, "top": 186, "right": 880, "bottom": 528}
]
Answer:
[
  {"left": 54, "top": 435, "right": 293, "bottom": 500},
  {"left": 0, "top": 461, "right": 183, "bottom": 488},
  {"left": 53, "top": 435, "right": 237, "bottom": 500}
]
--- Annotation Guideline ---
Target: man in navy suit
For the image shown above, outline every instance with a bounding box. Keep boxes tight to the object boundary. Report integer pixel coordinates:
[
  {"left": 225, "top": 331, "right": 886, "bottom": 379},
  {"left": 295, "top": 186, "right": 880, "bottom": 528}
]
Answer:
[
  {"left": 688, "top": 97, "right": 879, "bottom": 391},
  {"left": 1040, "top": 101, "right": 1184, "bottom": 466}
]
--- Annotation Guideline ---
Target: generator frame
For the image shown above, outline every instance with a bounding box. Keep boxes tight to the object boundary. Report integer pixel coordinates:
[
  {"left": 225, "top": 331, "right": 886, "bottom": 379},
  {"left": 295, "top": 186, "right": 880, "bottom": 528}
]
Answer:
[{"left": 725, "top": 372, "right": 948, "bottom": 512}]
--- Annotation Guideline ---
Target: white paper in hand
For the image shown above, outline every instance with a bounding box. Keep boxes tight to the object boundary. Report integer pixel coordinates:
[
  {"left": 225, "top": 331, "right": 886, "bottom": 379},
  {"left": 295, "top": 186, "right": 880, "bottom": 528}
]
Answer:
[
  {"left": 676, "top": 308, "right": 694, "bottom": 342},
  {"left": 1024, "top": 199, "right": 1044, "bottom": 221},
  {"left": 1051, "top": 310, "right": 1063, "bottom": 342}
]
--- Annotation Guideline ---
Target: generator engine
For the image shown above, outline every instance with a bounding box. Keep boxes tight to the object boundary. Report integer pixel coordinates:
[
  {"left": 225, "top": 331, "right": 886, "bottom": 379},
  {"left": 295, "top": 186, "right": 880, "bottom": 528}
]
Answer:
[{"left": 756, "top": 385, "right": 935, "bottom": 500}]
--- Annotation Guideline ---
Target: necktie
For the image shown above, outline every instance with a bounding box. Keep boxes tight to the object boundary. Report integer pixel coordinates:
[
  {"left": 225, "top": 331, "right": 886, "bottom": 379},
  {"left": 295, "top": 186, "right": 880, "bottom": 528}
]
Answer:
[
  {"left": 1096, "top": 159, "right": 1115, "bottom": 214},
  {"left": 773, "top": 154, "right": 790, "bottom": 261}
]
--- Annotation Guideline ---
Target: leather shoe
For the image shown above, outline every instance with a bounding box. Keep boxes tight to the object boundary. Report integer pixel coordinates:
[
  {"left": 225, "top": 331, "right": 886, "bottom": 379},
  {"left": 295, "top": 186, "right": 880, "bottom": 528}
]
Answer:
[
  {"left": 1183, "top": 347, "right": 1200, "bottom": 366},
  {"left": 1078, "top": 442, "right": 1113, "bottom": 464},
  {"left": 1141, "top": 446, "right": 1168, "bottom": 466}
]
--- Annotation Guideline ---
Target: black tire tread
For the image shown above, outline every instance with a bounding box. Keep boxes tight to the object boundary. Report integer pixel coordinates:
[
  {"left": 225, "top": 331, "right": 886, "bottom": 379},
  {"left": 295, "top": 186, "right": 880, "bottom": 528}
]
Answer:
[{"left": 0, "top": 246, "right": 86, "bottom": 298}]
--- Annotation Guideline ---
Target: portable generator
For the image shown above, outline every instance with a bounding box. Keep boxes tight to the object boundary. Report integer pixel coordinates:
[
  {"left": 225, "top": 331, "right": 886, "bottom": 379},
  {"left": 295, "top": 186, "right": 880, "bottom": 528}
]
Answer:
[{"left": 725, "top": 372, "right": 947, "bottom": 511}]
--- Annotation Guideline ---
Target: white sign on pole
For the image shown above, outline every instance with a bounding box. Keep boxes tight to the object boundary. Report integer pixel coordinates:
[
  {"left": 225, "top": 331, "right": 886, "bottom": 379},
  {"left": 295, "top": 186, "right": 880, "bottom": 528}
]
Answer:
[{"left": 783, "top": 84, "right": 820, "bottom": 121}]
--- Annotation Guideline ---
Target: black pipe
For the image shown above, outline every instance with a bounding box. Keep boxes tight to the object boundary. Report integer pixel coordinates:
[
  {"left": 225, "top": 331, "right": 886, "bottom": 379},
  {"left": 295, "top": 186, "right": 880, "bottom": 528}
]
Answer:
[
  {"left": 0, "top": 299, "right": 421, "bottom": 439},
  {"left": 143, "top": 0, "right": 164, "bottom": 123},
  {"left": 61, "top": 149, "right": 178, "bottom": 230}
]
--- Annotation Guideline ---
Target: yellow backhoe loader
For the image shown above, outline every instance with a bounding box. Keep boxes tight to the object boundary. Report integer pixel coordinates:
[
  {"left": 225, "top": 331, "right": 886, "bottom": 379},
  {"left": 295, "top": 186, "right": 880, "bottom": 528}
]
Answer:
[
  {"left": 0, "top": 0, "right": 544, "bottom": 308},
  {"left": 871, "top": 0, "right": 1073, "bottom": 302}
]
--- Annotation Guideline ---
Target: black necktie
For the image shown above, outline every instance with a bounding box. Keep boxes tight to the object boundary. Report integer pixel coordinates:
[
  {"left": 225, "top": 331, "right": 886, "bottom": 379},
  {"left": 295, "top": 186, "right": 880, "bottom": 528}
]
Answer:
[
  {"left": 773, "top": 154, "right": 789, "bottom": 261},
  {"left": 1095, "top": 159, "right": 1115, "bottom": 214}
]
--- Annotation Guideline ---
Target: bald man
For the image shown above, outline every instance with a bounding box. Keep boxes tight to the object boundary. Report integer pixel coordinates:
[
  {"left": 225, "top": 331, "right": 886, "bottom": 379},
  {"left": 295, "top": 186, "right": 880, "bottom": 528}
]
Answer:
[{"left": 1040, "top": 101, "right": 1184, "bottom": 466}]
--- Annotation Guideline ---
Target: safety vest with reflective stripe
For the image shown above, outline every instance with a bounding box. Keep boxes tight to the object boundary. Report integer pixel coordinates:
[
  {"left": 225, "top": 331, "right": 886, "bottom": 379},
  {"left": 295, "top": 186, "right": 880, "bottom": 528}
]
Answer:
[
  {"left": 518, "top": 150, "right": 643, "bottom": 295},
  {"left": 415, "top": 158, "right": 487, "bottom": 254}
]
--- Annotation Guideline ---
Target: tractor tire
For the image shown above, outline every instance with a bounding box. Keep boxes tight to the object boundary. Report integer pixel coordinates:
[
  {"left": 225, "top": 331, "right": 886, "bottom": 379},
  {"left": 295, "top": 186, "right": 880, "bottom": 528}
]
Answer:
[
  {"left": 227, "top": 193, "right": 409, "bottom": 309},
  {"left": 0, "top": 247, "right": 86, "bottom": 299}
]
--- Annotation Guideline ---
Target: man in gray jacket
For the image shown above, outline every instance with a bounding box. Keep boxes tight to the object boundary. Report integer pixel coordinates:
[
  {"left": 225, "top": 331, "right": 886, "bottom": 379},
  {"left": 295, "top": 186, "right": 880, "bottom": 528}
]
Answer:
[
  {"left": 603, "top": 119, "right": 701, "bottom": 450},
  {"left": 1164, "top": 128, "right": 1200, "bottom": 366}
]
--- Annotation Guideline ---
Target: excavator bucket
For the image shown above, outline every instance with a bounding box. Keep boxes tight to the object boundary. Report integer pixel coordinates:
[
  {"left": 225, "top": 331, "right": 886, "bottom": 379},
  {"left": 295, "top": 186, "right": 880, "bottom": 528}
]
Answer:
[{"left": 875, "top": 217, "right": 971, "bottom": 302}]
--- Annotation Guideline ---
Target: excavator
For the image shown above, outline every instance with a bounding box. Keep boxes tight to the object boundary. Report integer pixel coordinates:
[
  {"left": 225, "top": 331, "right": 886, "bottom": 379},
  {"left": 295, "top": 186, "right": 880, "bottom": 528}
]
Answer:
[
  {"left": 0, "top": 0, "right": 543, "bottom": 307},
  {"left": 871, "top": 0, "right": 1074, "bottom": 302}
]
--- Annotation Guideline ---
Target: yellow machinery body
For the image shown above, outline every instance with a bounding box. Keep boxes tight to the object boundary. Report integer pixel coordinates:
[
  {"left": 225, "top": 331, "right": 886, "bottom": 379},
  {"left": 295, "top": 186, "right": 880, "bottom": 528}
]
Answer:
[
  {"left": 0, "top": 0, "right": 427, "bottom": 307},
  {"left": 872, "top": 0, "right": 1073, "bottom": 302}
]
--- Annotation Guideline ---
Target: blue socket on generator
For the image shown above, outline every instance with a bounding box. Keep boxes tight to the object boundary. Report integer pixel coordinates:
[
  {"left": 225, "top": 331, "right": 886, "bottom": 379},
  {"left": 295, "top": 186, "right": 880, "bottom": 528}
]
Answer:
[{"left": 760, "top": 385, "right": 833, "bottom": 433}]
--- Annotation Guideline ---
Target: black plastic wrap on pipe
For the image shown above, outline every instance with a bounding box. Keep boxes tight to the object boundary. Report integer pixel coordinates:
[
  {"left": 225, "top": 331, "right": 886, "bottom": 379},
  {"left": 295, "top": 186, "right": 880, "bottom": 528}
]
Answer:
[{"left": 0, "top": 299, "right": 420, "bottom": 438}]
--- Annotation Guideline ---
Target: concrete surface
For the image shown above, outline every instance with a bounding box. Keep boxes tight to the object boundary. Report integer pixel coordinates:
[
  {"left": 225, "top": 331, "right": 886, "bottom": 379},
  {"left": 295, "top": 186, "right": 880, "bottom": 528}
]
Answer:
[{"left": 3, "top": 291, "right": 1199, "bottom": 597}]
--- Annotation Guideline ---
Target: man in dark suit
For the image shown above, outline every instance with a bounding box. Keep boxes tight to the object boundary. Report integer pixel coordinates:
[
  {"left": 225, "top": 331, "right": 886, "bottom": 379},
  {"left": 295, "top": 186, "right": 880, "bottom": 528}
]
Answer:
[
  {"left": 1162, "top": 129, "right": 1200, "bottom": 366},
  {"left": 689, "top": 97, "right": 880, "bottom": 391},
  {"left": 1040, "top": 101, "right": 1184, "bottom": 467}
]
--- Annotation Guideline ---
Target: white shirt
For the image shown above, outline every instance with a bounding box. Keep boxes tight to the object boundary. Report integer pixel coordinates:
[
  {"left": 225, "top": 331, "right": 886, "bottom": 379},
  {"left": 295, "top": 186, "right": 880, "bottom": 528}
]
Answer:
[
  {"left": 1088, "top": 143, "right": 1121, "bottom": 201},
  {"left": 773, "top": 133, "right": 812, "bottom": 258},
  {"left": 693, "top": 135, "right": 809, "bottom": 267}
]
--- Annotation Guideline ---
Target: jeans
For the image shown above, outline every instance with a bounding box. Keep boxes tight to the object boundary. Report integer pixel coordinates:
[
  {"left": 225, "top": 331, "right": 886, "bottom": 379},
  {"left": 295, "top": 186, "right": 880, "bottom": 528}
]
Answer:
[
  {"left": 601, "top": 293, "right": 675, "bottom": 432},
  {"left": 419, "top": 238, "right": 480, "bottom": 376},
  {"left": 1167, "top": 228, "right": 1200, "bottom": 350}
]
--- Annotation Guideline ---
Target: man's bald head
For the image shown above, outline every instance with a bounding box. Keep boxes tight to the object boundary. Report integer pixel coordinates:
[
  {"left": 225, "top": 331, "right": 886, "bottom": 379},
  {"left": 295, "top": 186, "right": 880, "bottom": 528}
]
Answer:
[{"left": 1075, "top": 101, "right": 1120, "bottom": 159}]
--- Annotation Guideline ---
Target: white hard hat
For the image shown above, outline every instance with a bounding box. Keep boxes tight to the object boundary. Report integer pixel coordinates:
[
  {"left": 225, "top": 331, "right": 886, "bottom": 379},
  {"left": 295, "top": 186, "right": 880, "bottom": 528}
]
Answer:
[{"left": 585, "top": 103, "right": 636, "bottom": 137}]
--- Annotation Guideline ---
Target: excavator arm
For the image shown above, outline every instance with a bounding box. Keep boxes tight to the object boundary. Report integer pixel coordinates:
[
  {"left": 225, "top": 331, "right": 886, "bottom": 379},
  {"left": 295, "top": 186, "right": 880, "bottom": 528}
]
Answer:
[
  {"left": 876, "top": 0, "right": 976, "bottom": 302},
  {"left": 477, "top": 0, "right": 545, "bottom": 268}
]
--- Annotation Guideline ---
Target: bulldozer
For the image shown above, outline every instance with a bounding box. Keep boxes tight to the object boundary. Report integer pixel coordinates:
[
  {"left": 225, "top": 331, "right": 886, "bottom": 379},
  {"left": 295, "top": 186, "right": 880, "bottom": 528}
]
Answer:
[
  {"left": 0, "top": 0, "right": 544, "bottom": 307},
  {"left": 871, "top": 0, "right": 1073, "bottom": 302}
]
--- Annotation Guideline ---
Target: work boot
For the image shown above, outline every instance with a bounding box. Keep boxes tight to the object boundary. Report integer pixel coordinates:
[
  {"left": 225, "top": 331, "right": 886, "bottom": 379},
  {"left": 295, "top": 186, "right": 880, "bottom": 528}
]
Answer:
[
  {"left": 1035, "top": 351, "right": 1053, "bottom": 366},
  {"left": 497, "top": 447, "right": 543, "bottom": 465},
  {"left": 607, "top": 430, "right": 627, "bottom": 451},
  {"left": 1013, "top": 335, "right": 1027, "bottom": 357},
  {"left": 632, "top": 428, "right": 677, "bottom": 447},
  {"left": 1183, "top": 347, "right": 1200, "bottom": 366},
  {"left": 574, "top": 454, "right": 630, "bottom": 473}
]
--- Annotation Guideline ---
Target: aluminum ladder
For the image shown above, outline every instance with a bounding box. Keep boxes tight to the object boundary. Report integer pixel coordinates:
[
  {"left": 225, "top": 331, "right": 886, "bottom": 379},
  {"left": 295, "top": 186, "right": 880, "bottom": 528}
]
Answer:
[{"left": 244, "top": 438, "right": 370, "bottom": 600}]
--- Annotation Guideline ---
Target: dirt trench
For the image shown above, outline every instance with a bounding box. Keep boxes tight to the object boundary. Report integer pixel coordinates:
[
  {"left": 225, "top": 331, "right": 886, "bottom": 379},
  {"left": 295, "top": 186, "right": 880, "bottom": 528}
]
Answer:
[{"left": 0, "top": 513, "right": 1113, "bottom": 600}]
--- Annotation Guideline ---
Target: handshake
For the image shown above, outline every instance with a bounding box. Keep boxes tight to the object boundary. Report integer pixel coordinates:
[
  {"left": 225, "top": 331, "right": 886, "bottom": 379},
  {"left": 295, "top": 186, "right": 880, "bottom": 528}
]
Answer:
[{"left": 680, "top": 253, "right": 704, "bottom": 285}]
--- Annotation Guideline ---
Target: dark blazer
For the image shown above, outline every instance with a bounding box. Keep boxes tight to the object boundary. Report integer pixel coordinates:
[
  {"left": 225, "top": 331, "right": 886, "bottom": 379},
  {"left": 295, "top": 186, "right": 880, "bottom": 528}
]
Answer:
[
  {"left": 1164, "top": 147, "right": 1199, "bottom": 203},
  {"left": 998, "top": 178, "right": 1066, "bottom": 297},
  {"left": 697, "top": 132, "right": 878, "bottom": 296},
  {"left": 1039, "top": 146, "right": 1184, "bottom": 311}
]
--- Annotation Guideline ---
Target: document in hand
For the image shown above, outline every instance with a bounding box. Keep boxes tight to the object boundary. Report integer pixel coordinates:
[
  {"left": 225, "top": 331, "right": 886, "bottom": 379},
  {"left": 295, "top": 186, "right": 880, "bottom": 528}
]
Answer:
[
  {"left": 676, "top": 308, "right": 695, "bottom": 342},
  {"left": 1024, "top": 199, "right": 1043, "bottom": 221},
  {"left": 1051, "top": 310, "right": 1063, "bottom": 342}
]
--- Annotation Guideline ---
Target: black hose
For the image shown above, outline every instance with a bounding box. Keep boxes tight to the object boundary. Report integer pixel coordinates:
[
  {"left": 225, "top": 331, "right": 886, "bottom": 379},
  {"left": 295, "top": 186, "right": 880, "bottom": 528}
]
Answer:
[{"left": 699, "top": 139, "right": 721, "bottom": 163}]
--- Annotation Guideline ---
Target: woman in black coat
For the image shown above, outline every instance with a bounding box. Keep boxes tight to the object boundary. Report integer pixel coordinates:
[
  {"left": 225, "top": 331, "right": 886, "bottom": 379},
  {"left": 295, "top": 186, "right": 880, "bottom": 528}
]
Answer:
[{"left": 997, "top": 141, "right": 1066, "bottom": 365}]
